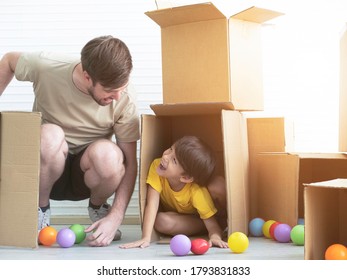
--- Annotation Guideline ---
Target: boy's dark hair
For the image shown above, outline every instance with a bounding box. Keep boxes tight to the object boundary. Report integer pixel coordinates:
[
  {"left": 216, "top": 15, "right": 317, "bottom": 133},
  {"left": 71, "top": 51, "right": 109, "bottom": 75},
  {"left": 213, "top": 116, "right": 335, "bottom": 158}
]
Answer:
[
  {"left": 81, "top": 35, "right": 133, "bottom": 89},
  {"left": 174, "top": 136, "right": 216, "bottom": 186}
]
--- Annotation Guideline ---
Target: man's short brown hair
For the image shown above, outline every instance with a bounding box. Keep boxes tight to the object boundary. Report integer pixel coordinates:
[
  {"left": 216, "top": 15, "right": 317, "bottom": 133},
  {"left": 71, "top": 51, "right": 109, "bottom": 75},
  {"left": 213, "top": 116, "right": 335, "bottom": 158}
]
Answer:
[{"left": 81, "top": 35, "right": 133, "bottom": 89}]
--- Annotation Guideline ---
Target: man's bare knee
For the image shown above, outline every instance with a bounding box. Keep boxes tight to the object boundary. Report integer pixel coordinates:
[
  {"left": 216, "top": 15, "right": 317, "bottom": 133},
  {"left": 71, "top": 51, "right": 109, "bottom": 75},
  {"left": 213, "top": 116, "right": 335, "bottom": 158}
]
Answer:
[{"left": 41, "top": 124, "right": 68, "bottom": 161}]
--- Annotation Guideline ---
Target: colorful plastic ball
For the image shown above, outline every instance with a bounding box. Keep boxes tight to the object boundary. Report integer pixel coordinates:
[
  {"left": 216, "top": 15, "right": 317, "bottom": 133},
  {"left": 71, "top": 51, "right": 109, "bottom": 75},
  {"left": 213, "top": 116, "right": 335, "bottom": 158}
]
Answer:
[
  {"left": 191, "top": 238, "right": 209, "bottom": 255},
  {"left": 325, "top": 244, "right": 347, "bottom": 260},
  {"left": 56, "top": 228, "right": 76, "bottom": 248},
  {"left": 249, "top": 218, "right": 265, "bottom": 237},
  {"left": 290, "top": 225, "right": 305, "bottom": 245},
  {"left": 69, "top": 224, "right": 86, "bottom": 244},
  {"left": 170, "top": 234, "right": 191, "bottom": 256},
  {"left": 228, "top": 232, "right": 249, "bottom": 253},
  {"left": 262, "top": 220, "right": 276, "bottom": 238},
  {"left": 38, "top": 226, "right": 57, "bottom": 246},
  {"left": 274, "top": 223, "right": 292, "bottom": 243},
  {"left": 269, "top": 222, "right": 281, "bottom": 240},
  {"left": 297, "top": 218, "right": 305, "bottom": 225}
]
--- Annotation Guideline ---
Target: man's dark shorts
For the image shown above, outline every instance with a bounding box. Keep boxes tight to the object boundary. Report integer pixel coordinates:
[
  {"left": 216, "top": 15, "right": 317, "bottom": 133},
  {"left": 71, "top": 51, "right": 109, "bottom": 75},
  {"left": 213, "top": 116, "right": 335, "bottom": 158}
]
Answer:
[{"left": 50, "top": 147, "right": 90, "bottom": 201}]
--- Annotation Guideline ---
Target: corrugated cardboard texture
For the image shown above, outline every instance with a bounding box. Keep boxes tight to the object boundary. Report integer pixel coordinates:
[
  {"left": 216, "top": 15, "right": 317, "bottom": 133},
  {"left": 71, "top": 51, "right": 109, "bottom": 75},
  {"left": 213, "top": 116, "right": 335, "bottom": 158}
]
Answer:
[
  {"left": 221, "top": 110, "right": 249, "bottom": 235},
  {"left": 0, "top": 112, "right": 41, "bottom": 248},
  {"left": 229, "top": 18, "right": 263, "bottom": 110},
  {"left": 257, "top": 153, "right": 347, "bottom": 227},
  {"left": 304, "top": 179, "right": 347, "bottom": 260},
  {"left": 145, "top": 2, "right": 282, "bottom": 110},
  {"left": 247, "top": 118, "right": 293, "bottom": 219},
  {"left": 139, "top": 104, "right": 248, "bottom": 241}
]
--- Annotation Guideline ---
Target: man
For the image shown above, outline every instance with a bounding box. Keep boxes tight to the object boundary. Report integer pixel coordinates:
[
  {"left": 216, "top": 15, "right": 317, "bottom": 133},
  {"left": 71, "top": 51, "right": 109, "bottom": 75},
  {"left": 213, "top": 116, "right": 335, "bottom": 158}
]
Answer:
[{"left": 0, "top": 35, "right": 140, "bottom": 247}]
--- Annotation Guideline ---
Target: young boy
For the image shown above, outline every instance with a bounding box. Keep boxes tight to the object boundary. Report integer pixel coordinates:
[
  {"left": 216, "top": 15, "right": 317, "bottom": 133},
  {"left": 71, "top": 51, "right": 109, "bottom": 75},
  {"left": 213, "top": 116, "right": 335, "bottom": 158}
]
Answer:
[{"left": 120, "top": 136, "right": 228, "bottom": 249}]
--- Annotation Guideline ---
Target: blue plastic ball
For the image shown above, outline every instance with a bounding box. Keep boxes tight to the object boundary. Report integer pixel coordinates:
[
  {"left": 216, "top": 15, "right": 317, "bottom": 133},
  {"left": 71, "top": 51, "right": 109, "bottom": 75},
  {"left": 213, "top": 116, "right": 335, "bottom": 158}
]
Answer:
[
  {"left": 249, "top": 217, "right": 265, "bottom": 237},
  {"left": 170, "top": 234, "right": 191, "bottom": 256}
]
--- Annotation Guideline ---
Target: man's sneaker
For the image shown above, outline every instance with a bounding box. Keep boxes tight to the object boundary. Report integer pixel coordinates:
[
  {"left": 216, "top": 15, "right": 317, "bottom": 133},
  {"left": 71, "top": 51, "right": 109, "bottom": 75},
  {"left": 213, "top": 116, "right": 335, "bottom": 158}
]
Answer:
[
  {"left": 88, "top": 203, "right": 122, "bottom": 241},
  {"left": 113, "top": 229, "right": 122, "bottom": 241},
  {"left": 38, "top": 207, "right": 51, "bottom": 231},
  {"left": 88, "top": 203, "right": 111, "bottom": 222}
]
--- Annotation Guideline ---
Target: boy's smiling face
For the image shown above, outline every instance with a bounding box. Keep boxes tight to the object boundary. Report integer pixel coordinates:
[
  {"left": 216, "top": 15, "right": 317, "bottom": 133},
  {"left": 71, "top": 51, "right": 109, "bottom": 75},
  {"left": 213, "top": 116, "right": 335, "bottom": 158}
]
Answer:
[{"left": 156, "top": 145, "right": 186, "bottom": 181}]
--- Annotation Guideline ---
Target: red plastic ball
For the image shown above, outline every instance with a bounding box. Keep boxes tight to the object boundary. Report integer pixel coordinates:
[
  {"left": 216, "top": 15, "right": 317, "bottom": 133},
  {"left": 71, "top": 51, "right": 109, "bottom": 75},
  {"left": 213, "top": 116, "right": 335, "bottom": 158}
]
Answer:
[
  {"left": 269, "top": 222, "right": 280, "bottom": 240},
  {"left": 191, "top": 238, "right": 209, "bottom": 255}
]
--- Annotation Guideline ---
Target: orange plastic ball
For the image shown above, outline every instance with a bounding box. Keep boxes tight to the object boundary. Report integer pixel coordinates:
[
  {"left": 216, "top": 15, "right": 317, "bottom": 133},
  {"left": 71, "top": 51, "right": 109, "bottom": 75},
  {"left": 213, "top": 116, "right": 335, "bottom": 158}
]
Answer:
[
  {"left": 38, "top": 226, "right": 57, "bottom": 246},
  {"left": 325, "top": 244, "right": 347, "bottom": 260}
]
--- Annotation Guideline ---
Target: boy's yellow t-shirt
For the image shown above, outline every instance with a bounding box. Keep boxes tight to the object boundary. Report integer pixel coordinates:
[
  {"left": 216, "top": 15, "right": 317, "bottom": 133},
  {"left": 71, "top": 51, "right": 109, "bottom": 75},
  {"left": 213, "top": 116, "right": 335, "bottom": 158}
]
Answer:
[{"left": 146, "top": 158, "right": 217, "bottom": 220}]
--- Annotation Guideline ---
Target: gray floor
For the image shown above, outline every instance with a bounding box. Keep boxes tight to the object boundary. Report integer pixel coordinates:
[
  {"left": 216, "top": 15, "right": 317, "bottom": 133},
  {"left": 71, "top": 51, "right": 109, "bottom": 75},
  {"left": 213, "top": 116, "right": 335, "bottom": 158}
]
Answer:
[{"left": 0, "top": 224, "right": 304, "bottom": 260}]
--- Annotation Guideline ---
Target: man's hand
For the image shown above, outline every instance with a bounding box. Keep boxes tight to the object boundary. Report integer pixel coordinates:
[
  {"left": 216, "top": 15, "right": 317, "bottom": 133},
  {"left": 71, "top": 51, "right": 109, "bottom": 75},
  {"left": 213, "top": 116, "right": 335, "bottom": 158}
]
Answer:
[{"left": 85, "top": 215, "right": 120, "bottom": 247}]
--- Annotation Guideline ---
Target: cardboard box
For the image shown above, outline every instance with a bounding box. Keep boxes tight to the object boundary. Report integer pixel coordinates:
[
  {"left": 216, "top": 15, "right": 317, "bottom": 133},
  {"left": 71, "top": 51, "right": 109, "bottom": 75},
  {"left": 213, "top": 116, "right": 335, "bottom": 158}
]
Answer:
[
  {"left": 246, "top": 117, "right": 294, "bottom": 218},
  {"left": 304, "top": 179, "right": 347, "bottom": 260},
  {"left": 145, "top": 2, "right": 283, "bottom": 110},
  {"left": 256, "top": 153, "right": 347, "bottom": 227},
  {"left": 139, "top": 103, "right": 249, "bottom": 241},
  {"left": 339, "top": 24, "right": 347, "bottom": 151},
  {"left": 0, "top": 112, "right": 41, "bottom": 248}
]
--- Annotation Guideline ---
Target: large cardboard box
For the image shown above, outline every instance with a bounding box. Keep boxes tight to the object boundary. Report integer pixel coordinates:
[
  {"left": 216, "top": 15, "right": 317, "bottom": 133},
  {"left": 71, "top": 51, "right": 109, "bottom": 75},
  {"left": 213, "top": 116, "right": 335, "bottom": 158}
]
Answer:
[
  {"left": 304, "top": 179, "right": 347, "bottom": 260},
  {"left": 0, "top": 112, "right": 41, "bottom": 248},
  {"left": 246, "top": 117, "right": 294, "bottom": 219},
  {"left": 145, "top": 2, "right": 283, "bottom": 110},
  {"left": 139, "top": 103, "right": 249, "bottom": 241},
  {"left": 256, "top": 153, "right": 347, "bottom": 227},
  {"left": 339, "top": 24, "right": 347, "bottom": 151}
]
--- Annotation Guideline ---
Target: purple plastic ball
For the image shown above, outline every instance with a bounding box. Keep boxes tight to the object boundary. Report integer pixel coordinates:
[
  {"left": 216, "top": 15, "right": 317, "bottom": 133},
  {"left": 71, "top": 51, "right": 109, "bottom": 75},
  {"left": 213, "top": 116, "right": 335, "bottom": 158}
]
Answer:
[
  {"left": 170, "top": 234, "right": 191, "bottom": 256},
  {"left": 56, "top": 228, "right": 76, "bottom": 248},
  {"left": 274, "top": 223, "right": 292, "bottom": 243}
]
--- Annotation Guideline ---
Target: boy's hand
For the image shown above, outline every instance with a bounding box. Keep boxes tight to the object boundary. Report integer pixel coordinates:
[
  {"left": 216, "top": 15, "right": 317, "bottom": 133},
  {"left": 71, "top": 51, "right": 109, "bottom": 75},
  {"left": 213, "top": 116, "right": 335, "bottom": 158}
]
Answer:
[
  {"left": 119, "top": 238, "right": 150, "bottom": 249},
  {"left": 209, "top": 237, "right": 229, "bottom": 248}
]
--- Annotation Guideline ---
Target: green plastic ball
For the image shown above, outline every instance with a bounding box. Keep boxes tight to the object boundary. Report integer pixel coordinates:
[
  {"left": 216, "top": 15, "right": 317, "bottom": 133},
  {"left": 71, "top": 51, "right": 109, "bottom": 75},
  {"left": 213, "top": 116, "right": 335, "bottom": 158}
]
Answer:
[
  {"left": 69, "top": 224, "right": 86, "bottom": 244},
  {"left": 290, "top": 225, "right": 304, "bottom": 245}
]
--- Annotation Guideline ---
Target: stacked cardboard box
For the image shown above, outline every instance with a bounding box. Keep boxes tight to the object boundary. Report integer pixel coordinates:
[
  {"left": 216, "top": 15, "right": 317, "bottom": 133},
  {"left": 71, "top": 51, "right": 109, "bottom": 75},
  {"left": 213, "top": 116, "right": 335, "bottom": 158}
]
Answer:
[
  {"left": 256, "top": 153, "right": 347, "bottom": 228},
  {"left": 300, "top": 23, "right": 347, "bottom": 260},
  {"left": 304, "top": 179, "right": 347, "bottom": 260},
  {"left": 141, "top": 2, "right": 285, "bottom": 241}
]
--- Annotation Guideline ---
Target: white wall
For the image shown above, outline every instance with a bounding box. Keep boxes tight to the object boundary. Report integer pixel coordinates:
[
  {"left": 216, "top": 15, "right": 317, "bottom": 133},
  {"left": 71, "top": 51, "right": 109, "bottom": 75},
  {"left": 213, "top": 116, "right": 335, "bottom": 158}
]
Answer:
[{"left": 1, "top": 0, "right": 346, "bottom": 217}]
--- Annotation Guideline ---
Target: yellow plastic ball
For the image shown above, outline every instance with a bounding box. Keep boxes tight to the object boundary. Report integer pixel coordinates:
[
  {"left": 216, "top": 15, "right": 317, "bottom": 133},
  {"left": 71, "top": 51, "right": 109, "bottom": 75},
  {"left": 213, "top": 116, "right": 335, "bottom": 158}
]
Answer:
[
  {"left": 228, "top": 232, "right": 249, "bottom": 253},
  {"left": 262, "top": 220, "right": 276, "bottom": 238}
]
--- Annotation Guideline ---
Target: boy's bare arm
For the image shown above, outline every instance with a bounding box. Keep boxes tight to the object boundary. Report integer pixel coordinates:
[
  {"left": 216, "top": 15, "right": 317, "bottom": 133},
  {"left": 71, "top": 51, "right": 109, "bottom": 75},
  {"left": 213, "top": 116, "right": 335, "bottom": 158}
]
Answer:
[
  {"left": 203, "top": 216, "right": 229, "bottom": 248},
  {"left": 119, "top": 185, "right": 160, "bottom": 249}
]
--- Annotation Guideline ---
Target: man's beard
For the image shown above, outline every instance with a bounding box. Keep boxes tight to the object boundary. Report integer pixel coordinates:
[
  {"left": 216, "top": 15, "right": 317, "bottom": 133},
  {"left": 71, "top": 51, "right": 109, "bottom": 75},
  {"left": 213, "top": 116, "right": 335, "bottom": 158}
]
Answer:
[{"left": 87, "top": 87, "right": 107, "bottom": 106}]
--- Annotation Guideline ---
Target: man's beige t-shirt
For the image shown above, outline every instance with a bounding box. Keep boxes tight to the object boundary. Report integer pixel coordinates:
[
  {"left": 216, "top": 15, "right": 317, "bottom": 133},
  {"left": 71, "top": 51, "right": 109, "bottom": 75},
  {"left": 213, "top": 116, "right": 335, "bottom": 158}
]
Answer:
[{"left": 15, "top": 52, "right": 140, "bottom": 154}]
